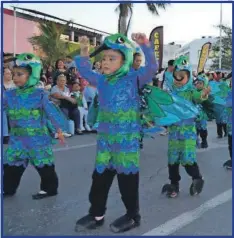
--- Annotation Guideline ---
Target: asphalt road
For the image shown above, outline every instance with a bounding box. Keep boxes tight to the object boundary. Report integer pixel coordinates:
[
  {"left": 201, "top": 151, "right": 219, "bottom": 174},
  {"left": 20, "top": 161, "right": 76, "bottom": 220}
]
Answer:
[{"left": 3, "top": 122, "right": 232, "bottom": 236}]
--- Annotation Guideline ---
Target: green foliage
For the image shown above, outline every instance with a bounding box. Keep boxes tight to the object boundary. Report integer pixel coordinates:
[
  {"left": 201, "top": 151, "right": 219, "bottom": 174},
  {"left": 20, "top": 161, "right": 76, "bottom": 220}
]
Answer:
[{"left": 211, "top": 24, "right": 232, "bottom": 70}]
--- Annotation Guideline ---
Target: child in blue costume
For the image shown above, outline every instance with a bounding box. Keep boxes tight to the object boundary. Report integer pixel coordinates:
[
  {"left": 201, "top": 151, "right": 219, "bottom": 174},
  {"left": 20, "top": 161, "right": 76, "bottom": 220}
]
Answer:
[
  {"left": 161, "top": 56, "right": 210, "bottom": 198},
  {"left": 223, "top": 73, "right": 232, "bottom": 169},
  {"left": 74, "top": 33, "right": 157, "bottom": 233},
  {"left": 3, "top": 53, "right": 67, "bottom": 200},
  {"left": 195, "top": 74, "right": 209, "bottom": 149}
]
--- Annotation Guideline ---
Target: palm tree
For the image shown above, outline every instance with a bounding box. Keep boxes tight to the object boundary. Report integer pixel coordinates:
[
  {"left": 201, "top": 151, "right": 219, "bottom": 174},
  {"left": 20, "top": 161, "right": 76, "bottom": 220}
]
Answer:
[
  {"left": 115, "top": 3, "right": 170, "bottom": 35},
  {"left": 28, "top": 21, "right": 75, "bottom": 65}
]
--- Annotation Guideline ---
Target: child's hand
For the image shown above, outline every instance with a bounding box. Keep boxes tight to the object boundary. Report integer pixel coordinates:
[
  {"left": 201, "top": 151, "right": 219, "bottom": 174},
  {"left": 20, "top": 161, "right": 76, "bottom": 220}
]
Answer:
[
  {"left": 202, "top": 86, "right": 211, "bottom": 98},
  {"left": 57, "top": 129, "right": 65, "bottom": 145},
  {"left": 131, "top": 33, "right": 149, "bottom": 45},
  {"left": 79, "top": 36, "right": 90, "bottom": 56}
]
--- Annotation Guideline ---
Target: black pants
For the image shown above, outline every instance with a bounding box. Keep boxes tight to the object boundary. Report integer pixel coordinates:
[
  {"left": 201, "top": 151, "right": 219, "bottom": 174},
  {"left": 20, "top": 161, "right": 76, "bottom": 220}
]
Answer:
[
  {"left": 217, "top": 123, "right": 227, "bottom": 137},
  {"left": 197, "top": 129, "right": 208, "bottom": 141},
  {"left": 3, "top": 164, "right": 58, "bottom": 195},
  {"left": 168, "top": 163, "right": 202, "bottom": 185},
  {"left": 88, "top": 169, "right": 139, "bottom": 218},
  {"left": 228, "top": 135, "right": 232, "bottom": 159}
]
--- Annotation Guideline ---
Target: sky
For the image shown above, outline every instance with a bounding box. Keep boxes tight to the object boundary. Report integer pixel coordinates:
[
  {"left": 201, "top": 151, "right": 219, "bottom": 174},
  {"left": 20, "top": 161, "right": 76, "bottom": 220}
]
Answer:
[{"left": 3, "top": 1, "right": 232, "bottom": 45}]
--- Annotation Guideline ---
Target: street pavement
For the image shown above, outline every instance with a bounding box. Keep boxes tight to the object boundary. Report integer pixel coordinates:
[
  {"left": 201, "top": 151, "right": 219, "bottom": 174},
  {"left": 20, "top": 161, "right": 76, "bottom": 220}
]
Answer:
[{"left": 3, "top": 122, "right": 232, "bottom": 236}]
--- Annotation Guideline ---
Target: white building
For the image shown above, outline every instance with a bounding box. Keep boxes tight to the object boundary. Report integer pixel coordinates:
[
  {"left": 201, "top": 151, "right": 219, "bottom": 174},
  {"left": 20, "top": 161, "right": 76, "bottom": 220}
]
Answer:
[
  {"left": 162, "top": 42, "right": 181, "bottom": 68},
  {"left": 175, "top": 36, "right": 218, "bottom": 71}
]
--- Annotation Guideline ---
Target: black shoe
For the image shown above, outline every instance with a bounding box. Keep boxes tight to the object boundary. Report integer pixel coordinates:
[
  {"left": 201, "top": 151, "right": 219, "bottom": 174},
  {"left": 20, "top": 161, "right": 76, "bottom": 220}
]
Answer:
[
  {"left": 224, "top": 133, "right": 228, "bottom": 137},
  {"left": 75, "top": 214, "right": 104, "bottom": 231},
  {"left": 161, "top": 183, "right": 179, "bottom": 198},
  {"left": 217, "top": 135, "right": 223, "bottom": 139},
  {"left": 110, "top": 214, "right": 141, "bottom": 233},
  {"left": 201, "top": 141, "right": 208, "bottom": 149},
  {"left": 190, "top": 178, "right": 204, "bottom": 196},
  {"left": 3, "top": 192, "right": 15, "bottom": 198},
  {"left": 3, "top": 136, "right": 9, "bottom": 144},
  {"left": 223, "top": 160, "right": 232, "bottom": 169},
  {"left": 32, "top": 192, "right": 57, "bottom": 200}
]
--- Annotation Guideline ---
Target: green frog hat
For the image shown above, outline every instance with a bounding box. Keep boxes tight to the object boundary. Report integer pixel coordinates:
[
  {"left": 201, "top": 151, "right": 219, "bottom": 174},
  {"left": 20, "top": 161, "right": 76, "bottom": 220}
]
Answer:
[
  {"left": 173, "top": 56, "right": 193, "bottom": 91},
  {"left": 14, "top": 53, "right": 42, "bottom": 88},
  {"left": 90, "top": 33, "right": 136, "bottom": 81}
]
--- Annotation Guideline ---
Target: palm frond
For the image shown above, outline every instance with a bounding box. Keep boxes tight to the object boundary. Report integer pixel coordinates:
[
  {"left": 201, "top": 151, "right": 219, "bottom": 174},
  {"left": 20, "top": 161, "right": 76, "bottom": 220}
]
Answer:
[{"left": 146, "top": 3, "right": 170, "bottom": 15}]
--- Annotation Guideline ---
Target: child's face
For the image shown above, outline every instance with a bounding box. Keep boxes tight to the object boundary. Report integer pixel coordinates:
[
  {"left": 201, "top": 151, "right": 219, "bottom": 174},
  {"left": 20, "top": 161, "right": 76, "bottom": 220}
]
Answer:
[
  {"left": 196, "top": 81, "right": 204, "bottom": 90},
  {"left": 72, "top": 83, "right": 80, "bottom": 92},
  {"left": 95, "top": 62, "right": 101, "bottom": 69},
  {"left": 101, "top": 49, "right": 123, "bottom": 75},
  {"left": 133, "top": 56, "right": 142, "bottom": 69},
  {"left": 173, "top": 71, "right": 189, "bottom": 87},
  {"left": 13, "top": 67, "right": 30, "bottom": 87}
]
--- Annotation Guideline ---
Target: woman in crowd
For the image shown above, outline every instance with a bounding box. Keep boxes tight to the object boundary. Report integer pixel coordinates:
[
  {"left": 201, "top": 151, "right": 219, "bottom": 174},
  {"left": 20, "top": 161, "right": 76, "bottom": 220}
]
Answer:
[
  {"left": 50, "top": 74, "right": 82, "bottom": 135},
  {"left": 52, "top": 59, "right": 69, "bottom": 85}
]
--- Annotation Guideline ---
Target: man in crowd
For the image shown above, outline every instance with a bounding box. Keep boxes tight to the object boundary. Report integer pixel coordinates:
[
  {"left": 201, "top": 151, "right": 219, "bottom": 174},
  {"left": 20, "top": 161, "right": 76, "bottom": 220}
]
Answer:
[{"left": 157, "top": 59, "right": 175, "bottom": 136}]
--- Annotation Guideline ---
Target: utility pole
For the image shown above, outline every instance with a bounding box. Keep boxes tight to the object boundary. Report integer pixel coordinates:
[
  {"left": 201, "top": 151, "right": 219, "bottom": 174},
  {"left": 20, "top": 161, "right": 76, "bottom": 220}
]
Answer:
[{"left": 219, "top": 3, "right": 223, "bottom": 70}]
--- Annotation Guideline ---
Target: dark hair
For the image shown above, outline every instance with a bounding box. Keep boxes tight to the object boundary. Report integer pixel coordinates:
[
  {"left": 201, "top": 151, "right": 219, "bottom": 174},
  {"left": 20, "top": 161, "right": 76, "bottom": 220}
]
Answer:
[
  {"left": 72, "top": 81, "right": 80, "bottom": 86},
  {"left": 168, "top": 60, "right": 174, "bottom": 66},
  {"left": 133, "top": 52, "right": 142, "bottom": 60},
  {"left": 66, "top": 56, "right": 72, "bottom": 59},
  {"left": 55, "top": 59, "right": 64, "bottom": 69},
  {"left": 158, "top": 68, "right": 165, "bottom": 74},
  {"left": 226, "top": 72, "right": 232, "bottom": 79},
  {"left": 13, "top": 65, "right": 32, "bottom": 75}
]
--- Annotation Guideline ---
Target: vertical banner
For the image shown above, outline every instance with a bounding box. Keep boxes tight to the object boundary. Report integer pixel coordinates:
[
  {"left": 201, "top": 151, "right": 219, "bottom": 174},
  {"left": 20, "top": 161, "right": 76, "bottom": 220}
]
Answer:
[
  {"left": 149, "top": 26, "right": 164, "bottom": 69},
  {"left": 197, "top": 42, "right": 212, "bottom": 74}
]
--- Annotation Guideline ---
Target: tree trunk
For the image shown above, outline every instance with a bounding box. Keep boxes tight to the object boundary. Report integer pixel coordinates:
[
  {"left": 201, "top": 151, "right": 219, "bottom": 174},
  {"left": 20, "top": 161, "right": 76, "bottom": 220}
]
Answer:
[
  {"left": 119, "top": 16, "right": 128, "bottom": 35},
  {"left": 118, "top": 4, "right": 129, "bottom": 35}
]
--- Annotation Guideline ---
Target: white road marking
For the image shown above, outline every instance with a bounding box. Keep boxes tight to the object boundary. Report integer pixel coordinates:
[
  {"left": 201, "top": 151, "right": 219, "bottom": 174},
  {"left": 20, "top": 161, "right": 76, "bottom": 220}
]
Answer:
[
  {"left": 142, "top": 189, "right": 232, "bottom": 236},
  {"left": 53, "top": 143, "right": 96, "bottom": 152},
  {"left": 52, "top": 141, "right": 227, "bottom": 153}
]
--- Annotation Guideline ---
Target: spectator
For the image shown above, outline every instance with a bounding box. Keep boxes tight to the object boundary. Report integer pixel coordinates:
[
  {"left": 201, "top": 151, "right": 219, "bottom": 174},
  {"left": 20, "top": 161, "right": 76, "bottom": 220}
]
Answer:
[
  {"left": 157, "top": 59, "right": 175, "bottom": 136},
  {"left": 45, "top": 65, "right": 54, "bottom": 86},
  {"left": 50, "top": 74, "right": 82, "bottom": 135},
  {"left": 65, "top": 56, "right": 76, "bottom": 69},
  {"left": 71, "top": 82, "right": 91, "bottom": 132},
  {"left": 52, "top": 59, "right": 69, "bottom": 85},
  {"left": 4, "top": 68, "right": 15, "bottom": 90},
  {"left": 92, "top": 61, "right": 102, "bottom": 73},
  {"left": 83, "top": 82, "right": 98, "bottom": 109}
]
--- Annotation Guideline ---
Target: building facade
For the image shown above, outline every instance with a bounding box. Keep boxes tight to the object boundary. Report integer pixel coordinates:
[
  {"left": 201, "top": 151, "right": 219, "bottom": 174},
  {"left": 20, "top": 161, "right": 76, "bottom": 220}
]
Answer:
[
  {"left": 175, "top": 36, "right": 218, "bottom": 71},
  {"left": 3, "top": 7, "right": 110, "bottom": 55},
  {"left": 162, "top": 42, "right": 181, "bottom": 68}
]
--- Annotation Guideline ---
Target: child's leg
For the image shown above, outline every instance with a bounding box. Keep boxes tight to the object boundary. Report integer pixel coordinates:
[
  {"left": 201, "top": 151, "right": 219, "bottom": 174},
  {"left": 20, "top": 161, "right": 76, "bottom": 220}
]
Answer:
[
  {"left": 83, "top": 109, "right": 91, "bottom": 131},
  {"left": 216, "top": 123, "right": 223, "bottom": 138},
  {"left": 162, "top": 137, "right": 181, "bottom": 197},
  {"left": 109, "top": 172, "right": 140, "bottom": 233},
  {"left": 76, "top": 169, "right": 115, "bottom": 230},
  {"left": 78, "top": 107, "right": 85, "bottom": 131},
  {"left": 228, "top": 134, "right": 232, "bottom": 159},
  {"left": 181, "top": 137, "right": 204, "bottom": 195},
  {"left": 3, "top": 159, "right": 28, "bottom": 196},
  {"left": 222, "top": 123, "right": 227, "bottom": 137},
  {"left": 30, "top": 156, "right": 58, "bottom": 199},
  {"left": 33, "top": 165, "right": 58, "bottom": 199},
  {"left": 223, "top": 135, "right": 232, "bottom": 169}
]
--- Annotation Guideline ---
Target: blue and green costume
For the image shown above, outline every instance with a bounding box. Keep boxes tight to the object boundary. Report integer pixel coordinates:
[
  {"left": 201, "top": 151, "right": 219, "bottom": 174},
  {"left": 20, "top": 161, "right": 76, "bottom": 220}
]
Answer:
[
  {"left": 75, "top": 34, "right": 157, "bottom": 174},
  {"left": 3, "top": 53, "right": 68, "bottom": 198}
]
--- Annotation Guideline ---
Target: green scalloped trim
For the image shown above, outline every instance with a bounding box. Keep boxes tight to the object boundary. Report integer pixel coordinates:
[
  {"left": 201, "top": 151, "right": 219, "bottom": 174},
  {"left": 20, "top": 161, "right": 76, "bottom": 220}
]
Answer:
[
  {"left": 96, "top": 151, "right": 140, "bottom": 167},
  {"left": 97, "top": 109, "right": 140, "bottom": 123},
  {"left": 97, "top": 132, "right": 140, "bottom": 143},
  {"left": 10, "top": 126, "right": 49, "bottom": 136},
  {"left": 7, "top": 108, "right": 41, "bottom": 120}
]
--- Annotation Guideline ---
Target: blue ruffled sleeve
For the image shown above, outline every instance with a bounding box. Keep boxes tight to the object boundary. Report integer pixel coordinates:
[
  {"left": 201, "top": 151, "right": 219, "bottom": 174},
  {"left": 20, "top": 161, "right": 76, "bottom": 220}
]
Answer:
[
  {"left": 74, "top": 56, "right": 102, "bottom": 87},
  {"left": 41, "top": 92, "right": 68, "bottom": 132},
  {"left": 137, "top": 43, "right": 158, "bottom": 88}
]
